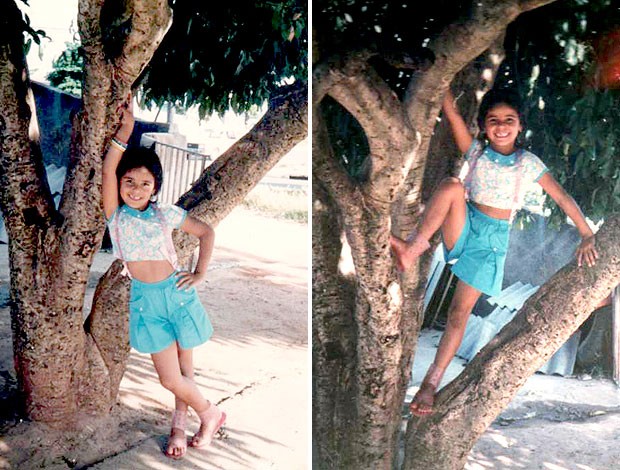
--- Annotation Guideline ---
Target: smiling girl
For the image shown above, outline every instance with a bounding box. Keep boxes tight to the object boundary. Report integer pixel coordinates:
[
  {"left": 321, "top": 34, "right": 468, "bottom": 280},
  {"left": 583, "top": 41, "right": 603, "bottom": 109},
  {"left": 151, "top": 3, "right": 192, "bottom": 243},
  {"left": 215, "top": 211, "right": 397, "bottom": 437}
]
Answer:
[
  {"left": 103, "top": 98, "right": 225, "bottom": 458},
  {"left": 391, "top": 88, "right": 598, "bottom": 416}
]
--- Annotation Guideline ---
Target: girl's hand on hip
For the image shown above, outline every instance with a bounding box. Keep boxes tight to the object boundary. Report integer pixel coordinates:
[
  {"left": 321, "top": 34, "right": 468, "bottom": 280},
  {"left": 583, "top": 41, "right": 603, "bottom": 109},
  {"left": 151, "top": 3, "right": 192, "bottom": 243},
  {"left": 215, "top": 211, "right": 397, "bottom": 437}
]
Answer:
[
  {"left": 176, "top": 270, "right": 206, "bottom": 290},
  {"left": 576, "top": 235, "right": 598, "bottom": 268}
]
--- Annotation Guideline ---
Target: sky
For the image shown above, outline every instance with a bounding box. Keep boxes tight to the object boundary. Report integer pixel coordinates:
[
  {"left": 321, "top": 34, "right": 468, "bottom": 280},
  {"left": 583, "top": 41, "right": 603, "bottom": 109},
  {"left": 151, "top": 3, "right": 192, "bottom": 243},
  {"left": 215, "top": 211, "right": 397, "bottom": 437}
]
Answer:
[{"left": 19, "top": 0, "right": 78, "bottom": 82}]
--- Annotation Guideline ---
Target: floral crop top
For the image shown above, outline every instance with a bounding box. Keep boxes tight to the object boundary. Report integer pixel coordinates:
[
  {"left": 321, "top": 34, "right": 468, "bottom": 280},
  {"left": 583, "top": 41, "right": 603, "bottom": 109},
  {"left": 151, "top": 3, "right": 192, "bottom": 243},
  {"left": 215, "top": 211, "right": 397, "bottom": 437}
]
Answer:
[
  {"left": 463, "top": 139, "right": 548, "bottom": 210},
  {"left": 107, "top": 204, "right": 186, "bottom": 264}
]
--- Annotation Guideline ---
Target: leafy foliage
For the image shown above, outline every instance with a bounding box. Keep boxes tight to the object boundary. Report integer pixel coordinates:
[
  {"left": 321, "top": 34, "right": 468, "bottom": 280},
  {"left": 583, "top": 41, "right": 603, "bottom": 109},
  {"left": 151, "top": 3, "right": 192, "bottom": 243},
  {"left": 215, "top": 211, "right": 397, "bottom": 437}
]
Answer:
[
  {"left": 46, "top": 39, "right": 83, "bottom": 96},
  {"left": 0, "top": 0, "right": 46, "bottom": 54},
  {"left": 496, "top": 0, "right": 620, "bottom": 224},
  {"left": 139, "top": 0, "right": 307, "bottom": 117}
]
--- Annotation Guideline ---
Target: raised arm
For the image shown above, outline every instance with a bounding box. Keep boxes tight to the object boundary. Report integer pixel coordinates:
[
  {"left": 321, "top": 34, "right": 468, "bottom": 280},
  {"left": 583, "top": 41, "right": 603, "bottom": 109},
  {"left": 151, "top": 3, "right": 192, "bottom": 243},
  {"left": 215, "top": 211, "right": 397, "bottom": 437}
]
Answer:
[
  {"left": 442, "top": 89, "right": 473, "bottom": 154},
  {"left": 537, "top": 172, "right": 598, "bottom": 267},
  {"left": 102, "top": 98, "right": 134, "bottom": 219}
]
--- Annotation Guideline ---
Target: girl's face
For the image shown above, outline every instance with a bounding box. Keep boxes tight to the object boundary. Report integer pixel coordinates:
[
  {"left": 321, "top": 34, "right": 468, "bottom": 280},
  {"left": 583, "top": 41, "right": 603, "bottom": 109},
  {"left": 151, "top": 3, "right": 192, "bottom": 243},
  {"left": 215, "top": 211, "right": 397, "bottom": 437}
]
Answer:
[
  {"left": 119, "top": 166, "right": 157, "bottom": 211},
  {"left": 483, "top": 103, "right": 522, "bottom": 154}
]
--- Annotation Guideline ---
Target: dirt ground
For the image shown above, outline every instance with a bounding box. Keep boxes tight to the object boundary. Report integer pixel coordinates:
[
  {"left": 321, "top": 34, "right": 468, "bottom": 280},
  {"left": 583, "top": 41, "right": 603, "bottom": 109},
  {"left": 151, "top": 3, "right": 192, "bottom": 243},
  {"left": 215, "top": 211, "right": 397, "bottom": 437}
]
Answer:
[{"left": 0, "top": 207, "right": 308, "bottom": 470}]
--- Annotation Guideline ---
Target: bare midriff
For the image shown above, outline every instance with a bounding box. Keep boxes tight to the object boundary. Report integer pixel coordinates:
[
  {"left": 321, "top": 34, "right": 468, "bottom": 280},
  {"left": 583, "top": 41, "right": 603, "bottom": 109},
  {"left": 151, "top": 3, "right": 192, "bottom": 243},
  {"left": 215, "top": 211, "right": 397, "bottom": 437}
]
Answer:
[
  {"left": 472, "top": 201, "right": 512, "bottom": 220},
  {"left": 127, "top": 259, "right": 176, "bottom": 283}
]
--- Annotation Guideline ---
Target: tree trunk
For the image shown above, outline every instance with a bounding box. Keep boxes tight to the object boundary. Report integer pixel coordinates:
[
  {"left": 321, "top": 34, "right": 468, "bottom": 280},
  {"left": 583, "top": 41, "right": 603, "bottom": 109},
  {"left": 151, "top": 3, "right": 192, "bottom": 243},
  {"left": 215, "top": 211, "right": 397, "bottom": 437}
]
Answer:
[
  {"left": 404, "top": 215, "right": 620, "bottom": 470},
  {"left": 313, "top": 52, "right": 422, "bottom": 468},
  {"left": 311, "top": 172, "right": 357, "bottom": 465},
  {"left": 1, "top": 0, "right": 172, "bottom": 424}
]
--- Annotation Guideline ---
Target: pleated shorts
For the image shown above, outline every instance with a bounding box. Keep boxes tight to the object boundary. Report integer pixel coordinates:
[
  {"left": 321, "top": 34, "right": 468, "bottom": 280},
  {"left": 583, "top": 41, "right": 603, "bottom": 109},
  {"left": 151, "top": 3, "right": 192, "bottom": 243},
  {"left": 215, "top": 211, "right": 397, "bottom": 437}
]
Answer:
[
  {"left": 129, "top": 272, "right": 213, "bottom": 354},
  {"left": 443, "top": 202, "right": 511, "bottom": 296}
]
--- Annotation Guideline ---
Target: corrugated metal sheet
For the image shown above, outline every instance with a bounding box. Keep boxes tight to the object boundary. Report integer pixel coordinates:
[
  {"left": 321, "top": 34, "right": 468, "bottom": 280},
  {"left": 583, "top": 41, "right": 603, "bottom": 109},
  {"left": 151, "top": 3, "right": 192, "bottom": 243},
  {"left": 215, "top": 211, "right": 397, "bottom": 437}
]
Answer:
[{"left": 456, "top": 282, "right": 578, "bottom": 376}]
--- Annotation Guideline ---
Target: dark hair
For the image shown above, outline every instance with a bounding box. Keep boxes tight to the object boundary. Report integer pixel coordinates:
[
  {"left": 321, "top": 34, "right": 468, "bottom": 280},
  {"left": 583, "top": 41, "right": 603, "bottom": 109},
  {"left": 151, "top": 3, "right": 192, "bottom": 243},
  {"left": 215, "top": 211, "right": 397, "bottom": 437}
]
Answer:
[
  {"left": 116, "top": 145, "right": 163, "bottom": 196},
  {"left": 477, "top": 88, "right": 525, "bottom": 132}
]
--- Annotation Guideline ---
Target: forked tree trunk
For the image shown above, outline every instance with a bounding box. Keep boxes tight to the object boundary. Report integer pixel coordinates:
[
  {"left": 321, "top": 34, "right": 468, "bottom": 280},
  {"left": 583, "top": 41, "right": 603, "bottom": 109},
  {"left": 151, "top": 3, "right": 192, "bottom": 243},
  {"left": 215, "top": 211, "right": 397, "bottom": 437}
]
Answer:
[
  {"left": 313, "top": 1, "right": 559, "bottom": 468},
  {"left": 313, "top": 52, "right": 422, "bottom": 468},
  {"left": 404, "top": 215, "right": 620, "bottom": 470},
  {"left": 1, "top": 0, "right": 308, "bottom": 425},
  {"left": 0, "top": 0, "right": 173, "bottom": 424}
]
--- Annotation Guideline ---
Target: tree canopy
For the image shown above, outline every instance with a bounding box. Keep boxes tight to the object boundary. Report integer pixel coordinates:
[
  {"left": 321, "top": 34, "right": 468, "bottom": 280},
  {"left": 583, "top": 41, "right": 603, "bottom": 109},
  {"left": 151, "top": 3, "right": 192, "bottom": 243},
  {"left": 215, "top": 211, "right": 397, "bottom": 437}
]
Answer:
[
  {"left": 139, "top": 0, "right": 307, "bottom": 117},
  {"left": 44, "top": 0, "right": 307, "bottom": 116}
]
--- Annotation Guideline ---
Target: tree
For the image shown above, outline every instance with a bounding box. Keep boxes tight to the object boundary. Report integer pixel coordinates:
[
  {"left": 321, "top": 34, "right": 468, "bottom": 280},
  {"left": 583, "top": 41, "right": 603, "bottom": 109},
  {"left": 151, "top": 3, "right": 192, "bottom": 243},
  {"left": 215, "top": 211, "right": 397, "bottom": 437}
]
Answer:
[
  {"left": 313, "top": 0, "right": 619, "bottom": 468},
  {"left": 46, "top": 37, "right": 83, "bottom": 96},
  {"left": 0, "top": 0, "right": 307, "bottom": 426}
]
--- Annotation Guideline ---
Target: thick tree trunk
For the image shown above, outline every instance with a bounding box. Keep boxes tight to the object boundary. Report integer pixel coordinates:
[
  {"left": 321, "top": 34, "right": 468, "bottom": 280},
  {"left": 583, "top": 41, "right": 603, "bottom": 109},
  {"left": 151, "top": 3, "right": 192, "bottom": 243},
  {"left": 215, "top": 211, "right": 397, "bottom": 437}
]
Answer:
[
  {"left": 0, "top": 0, "right": 172, "bottom": 424},
  {"left": 312, "top": 175, "right": 357, "bottom": 466},
  {"left": 313, "top": 52, "right": 422, "bottom": 468},
  {"left": 404, "top": 215, "right": 620, "bottom": 470}
]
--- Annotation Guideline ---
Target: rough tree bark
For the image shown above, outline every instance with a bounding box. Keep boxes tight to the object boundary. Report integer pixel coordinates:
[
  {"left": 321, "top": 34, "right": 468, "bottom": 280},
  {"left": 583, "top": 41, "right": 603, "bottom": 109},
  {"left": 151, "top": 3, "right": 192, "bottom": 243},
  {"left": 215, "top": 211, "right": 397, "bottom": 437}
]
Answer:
[
  {"left": 1, "top": 0, "right": 307, "bottom": 425},
  {"left": 404, "top": 214, "right": 620, "bottom": 470},
  {"left": 313, "top": 1, "right": 559, "bottom": 468},
  {"left": 0, "top": 0, "right": 173, "bottom": 424},
  {"left": 313, "top": 50, "right": 421, "bottom": 468}
]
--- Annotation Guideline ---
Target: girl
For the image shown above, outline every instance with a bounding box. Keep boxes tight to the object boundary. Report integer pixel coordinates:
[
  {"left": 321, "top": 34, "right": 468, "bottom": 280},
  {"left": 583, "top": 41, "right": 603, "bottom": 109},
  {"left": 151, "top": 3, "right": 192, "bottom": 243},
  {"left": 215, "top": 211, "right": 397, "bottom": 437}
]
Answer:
[
  {"left": 391, "top": 87, "right": 599, "bottom": 416},
  {"left": 102, "top": 98, "right": 225, "bottom": 459}
]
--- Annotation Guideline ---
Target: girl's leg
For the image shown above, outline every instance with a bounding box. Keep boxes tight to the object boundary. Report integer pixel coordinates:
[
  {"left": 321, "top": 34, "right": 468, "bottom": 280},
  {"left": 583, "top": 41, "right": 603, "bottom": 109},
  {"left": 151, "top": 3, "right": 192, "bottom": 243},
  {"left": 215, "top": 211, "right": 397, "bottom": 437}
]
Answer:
[
  {"left": 151, "top": 343, "right": 225, "bottom": 449},
  {"left": 391, "top": 177, "right": 467, "bottom": 271},
  {"left": 165, "top": 345, "right": 194, "bottom": 458},
  {"left": 176, "top": 348, "right": 223, "bottom": 448},
  {"left": 152, "top": 343, "right": 209, "bottom": 412},
  {"left": 410, "top": 280, "right": 481, "bottom": 416}
]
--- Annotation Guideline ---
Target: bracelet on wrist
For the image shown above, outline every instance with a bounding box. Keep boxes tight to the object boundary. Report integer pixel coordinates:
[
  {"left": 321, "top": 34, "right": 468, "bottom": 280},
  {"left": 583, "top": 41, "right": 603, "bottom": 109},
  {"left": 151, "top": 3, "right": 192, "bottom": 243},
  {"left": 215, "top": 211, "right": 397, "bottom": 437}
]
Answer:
[{"left": 111, "top": 137, "right": 128, "bottom": 152}]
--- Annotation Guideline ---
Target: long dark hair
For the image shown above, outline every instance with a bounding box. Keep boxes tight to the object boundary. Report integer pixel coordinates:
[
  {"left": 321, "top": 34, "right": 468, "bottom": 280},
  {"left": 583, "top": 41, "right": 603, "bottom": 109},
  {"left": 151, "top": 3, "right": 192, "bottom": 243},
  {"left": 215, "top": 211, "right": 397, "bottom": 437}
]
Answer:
[{"left": 116, "top": 145, "right": 163, "bottom": 201}]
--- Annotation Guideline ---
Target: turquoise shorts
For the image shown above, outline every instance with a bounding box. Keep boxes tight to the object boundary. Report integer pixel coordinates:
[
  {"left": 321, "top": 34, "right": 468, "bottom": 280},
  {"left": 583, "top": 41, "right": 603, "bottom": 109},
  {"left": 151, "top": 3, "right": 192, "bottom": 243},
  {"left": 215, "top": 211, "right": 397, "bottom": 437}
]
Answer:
[
  {"left": 443, "top": 202, "right": 510, "bottom": 296},
  {"left": 129, "top": 273, "right": 213, "bottom": 354}
]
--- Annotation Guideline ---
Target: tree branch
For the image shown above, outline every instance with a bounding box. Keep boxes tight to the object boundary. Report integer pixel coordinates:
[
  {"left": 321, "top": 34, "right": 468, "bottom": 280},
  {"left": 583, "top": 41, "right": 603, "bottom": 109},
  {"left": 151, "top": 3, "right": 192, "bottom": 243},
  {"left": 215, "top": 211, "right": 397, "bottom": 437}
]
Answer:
[
  {"left": 406, "top": 214, "right": 620, "bottom": 469},
  {"left": 519, "top": 0, "right": 561, "bottom": 12},
  {"left": 115, "top": 0, "right": 173, "bottom": 87},
  {"left": 0, "top": 0, "right": 56, "bottom": 264}
]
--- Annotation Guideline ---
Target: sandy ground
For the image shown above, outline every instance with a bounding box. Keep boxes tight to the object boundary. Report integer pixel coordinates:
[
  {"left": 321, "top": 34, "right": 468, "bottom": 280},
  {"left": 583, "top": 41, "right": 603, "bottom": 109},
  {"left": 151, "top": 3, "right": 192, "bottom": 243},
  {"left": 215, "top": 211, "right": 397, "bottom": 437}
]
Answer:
[
  {"left": 0, "top": 207, "right": 308, "bottom": 470},
  {"left": 410, "top": 330, "right": 620, "bottom": 470}
]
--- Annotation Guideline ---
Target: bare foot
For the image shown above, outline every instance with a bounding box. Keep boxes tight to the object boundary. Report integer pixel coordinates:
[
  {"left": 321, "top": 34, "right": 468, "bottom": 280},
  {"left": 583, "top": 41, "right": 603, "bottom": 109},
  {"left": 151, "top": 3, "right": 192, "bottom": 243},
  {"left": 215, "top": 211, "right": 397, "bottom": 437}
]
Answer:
[
  {"left": 165, "top": 427, "right": 187, "bottom": 459},
  {"left": 409, "top": 382, "right": 436, "bottom": 416},
  {"left": 190, "top": 404, "right": 226, "bottom": 448},
  {"left": 390, "top": 235, "right": 414, "bottom": 272}
]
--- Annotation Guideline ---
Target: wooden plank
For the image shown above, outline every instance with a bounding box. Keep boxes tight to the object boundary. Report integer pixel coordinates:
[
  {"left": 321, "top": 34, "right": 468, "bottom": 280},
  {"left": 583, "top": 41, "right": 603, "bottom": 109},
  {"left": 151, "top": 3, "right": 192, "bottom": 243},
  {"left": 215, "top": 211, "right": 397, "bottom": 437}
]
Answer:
[{"left": 613, "top": 284, "right": 620, "bottom": 386}]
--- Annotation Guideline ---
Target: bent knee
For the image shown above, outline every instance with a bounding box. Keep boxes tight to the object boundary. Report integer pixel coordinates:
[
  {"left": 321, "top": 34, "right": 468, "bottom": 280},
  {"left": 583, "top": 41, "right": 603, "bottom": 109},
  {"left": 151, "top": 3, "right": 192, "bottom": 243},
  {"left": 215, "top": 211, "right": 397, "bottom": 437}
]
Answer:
[
  {"left": 159, "top": 375, "right": 183, "bottom": 393},
  {"left": 439, "top": 177, "right": 464, "bottom": 190},
  {"left": 438, "top": 177, "right": 465, "bottom": 196}
]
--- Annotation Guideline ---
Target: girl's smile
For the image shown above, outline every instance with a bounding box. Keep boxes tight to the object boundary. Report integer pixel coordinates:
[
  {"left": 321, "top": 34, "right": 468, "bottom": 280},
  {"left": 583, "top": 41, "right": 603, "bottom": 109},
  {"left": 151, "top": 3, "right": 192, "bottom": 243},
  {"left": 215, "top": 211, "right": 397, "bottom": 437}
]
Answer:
[
  {"left": 120, "top": 167, "right": 156, "bottom": 210},
  {"left": 483, "top": 104, "right": 522, "bottom": 154}
]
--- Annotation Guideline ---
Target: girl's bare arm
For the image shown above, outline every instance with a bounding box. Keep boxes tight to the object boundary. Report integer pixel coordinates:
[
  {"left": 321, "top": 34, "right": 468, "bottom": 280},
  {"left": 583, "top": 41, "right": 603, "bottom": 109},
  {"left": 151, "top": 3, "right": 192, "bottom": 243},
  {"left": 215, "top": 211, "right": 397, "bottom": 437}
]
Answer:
[
  {"left": 442, "top": 89, "right": 473, "bottom": 154},
  {"left": 102, "top": 98, "right": 134, "bottom": 219},
  {"left": 176, "top": 215, "right": 215, "bottom": 289},
  {"left": 537, "top": 172, "right": 598, "bottom": 267}
]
